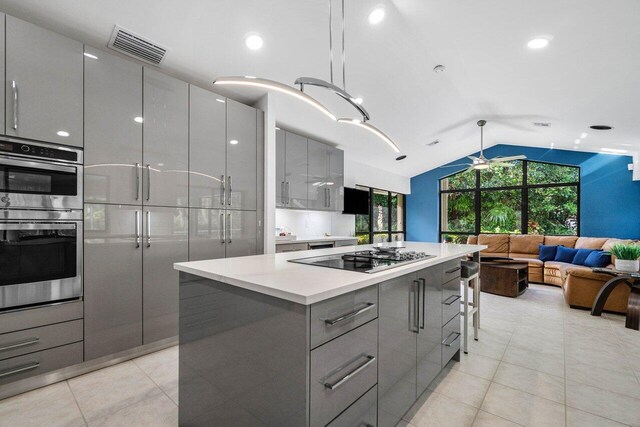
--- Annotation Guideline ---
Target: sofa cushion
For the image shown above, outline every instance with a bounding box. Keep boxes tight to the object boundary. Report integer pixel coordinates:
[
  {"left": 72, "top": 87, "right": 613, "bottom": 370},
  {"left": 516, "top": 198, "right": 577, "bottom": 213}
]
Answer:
[
  {"left": 545, "top": 261, "right": 575, "bottom": 280},
  {"left": 572, "top": 248, "right": 600, "bottom": 265},
  {"left": 575, "top": 237, "right": 609, "bottom": 250},
  {"left": 509, "top": 234, "right": 544, "bottom": 256},
  {"left": 539, "top": 244, "right": 558, "bottom": 262},
  {"left": 584, "top": 251, "right": 612, "bottom": 268},
  {"left": 467, "top": 235, "right": 478, "bottom": 244},
  {"left": 478, "top": 234, "right": 509, "bottom": 254},
  {"left": 555, "top": 246, "right": 579, "bottom": 263},
  {"left": 566, "top": 265, "right": 614, "bottom": 282},
  {"left": 511, "top": 257, "right": 544, "bottom": 268},
  {"left": 544, "top": 236, "right": 578, "bottom": 248}
]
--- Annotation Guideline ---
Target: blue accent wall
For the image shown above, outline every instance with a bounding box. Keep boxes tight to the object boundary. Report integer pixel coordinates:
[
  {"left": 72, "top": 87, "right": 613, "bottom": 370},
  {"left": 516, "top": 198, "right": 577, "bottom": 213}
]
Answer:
[{"left": 407, "top": 144, "right": 640, "bottom": 242}]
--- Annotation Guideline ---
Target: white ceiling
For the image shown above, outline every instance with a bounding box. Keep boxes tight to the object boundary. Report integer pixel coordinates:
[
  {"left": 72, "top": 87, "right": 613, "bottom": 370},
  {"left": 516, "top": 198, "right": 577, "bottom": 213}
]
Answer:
[{"left": 1, "top": 0, "right": 638, "bottom": 177}]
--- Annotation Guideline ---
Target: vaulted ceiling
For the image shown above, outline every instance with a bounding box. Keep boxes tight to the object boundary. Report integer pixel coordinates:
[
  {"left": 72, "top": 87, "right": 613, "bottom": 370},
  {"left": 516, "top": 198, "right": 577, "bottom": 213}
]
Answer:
[{"left": 1, "top": 0, "right": 638, "bottom": 177}]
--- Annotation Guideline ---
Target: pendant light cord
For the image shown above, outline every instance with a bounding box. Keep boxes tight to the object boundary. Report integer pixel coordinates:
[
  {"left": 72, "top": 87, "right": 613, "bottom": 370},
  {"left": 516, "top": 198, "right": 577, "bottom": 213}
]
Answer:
[
  {"left": 342, "top": 0, "right": 346, "bottom": 90},
  {"left": 329, "top": 0, "right": 334, "bottom": 84}
]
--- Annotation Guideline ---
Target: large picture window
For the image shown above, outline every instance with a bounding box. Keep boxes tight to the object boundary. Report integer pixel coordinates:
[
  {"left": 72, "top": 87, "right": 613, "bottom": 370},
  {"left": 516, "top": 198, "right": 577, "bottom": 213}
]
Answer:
[
  {"left": 355, "top": 186, "right": 406, "bottom": 245},
  {"left": 439, "top": 160, "right": 579, "bottom": 243}
]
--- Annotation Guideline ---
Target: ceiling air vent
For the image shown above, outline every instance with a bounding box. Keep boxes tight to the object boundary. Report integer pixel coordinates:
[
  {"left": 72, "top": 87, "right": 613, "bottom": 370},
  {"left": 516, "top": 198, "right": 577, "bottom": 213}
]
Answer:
[
  {"left": 533, "top": 122, "right": 551, "bottom": 127},
  {"left": 108, "top": 25, "right": 167, "bottom": 65}
]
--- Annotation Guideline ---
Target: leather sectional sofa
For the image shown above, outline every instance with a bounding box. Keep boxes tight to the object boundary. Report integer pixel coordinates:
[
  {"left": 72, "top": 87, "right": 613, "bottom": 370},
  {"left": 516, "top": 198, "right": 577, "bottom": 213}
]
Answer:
[{"left": 466, "top": 234, "right": 633, "bottom": 314}]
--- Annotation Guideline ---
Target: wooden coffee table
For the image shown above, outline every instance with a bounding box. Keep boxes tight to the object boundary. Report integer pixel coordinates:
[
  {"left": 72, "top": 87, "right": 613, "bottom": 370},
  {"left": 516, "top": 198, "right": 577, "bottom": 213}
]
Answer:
[
  {"left": 480, "top": 261, "right": 529, "bottom": 298},
  {"left": 591, "top": 268, "right": 640, "bottom": 330}
]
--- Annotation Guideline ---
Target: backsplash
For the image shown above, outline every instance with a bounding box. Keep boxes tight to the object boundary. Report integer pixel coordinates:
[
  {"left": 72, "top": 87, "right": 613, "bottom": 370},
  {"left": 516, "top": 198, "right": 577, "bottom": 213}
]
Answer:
[{"left": 275, "top": 209, "right": 355, "bottom": 238}]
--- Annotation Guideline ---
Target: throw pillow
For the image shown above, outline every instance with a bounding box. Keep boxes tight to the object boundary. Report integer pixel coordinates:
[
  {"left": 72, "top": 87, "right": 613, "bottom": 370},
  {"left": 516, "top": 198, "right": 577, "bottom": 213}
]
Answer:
[
  {"left": 555, "top": 245, "right": 579, "bottom": 263},
  {"left": 584, "top": 251, "right": 612, "bottom": 268},
  {"left": 573, "top": 248, "right": 601, "bottom": 265},
  {"left": 538, "top": 244, "right": 558, "bottom": 262}
]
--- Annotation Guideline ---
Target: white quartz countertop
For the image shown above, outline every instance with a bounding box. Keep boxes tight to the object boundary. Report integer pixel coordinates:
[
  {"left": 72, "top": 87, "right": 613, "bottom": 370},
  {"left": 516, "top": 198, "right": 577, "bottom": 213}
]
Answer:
[
  {"left": 275, "top": 236, "right": 358, "bottom": 244},
  {"left": 174, "top": 242, "right": 487, "bottom": 305}
]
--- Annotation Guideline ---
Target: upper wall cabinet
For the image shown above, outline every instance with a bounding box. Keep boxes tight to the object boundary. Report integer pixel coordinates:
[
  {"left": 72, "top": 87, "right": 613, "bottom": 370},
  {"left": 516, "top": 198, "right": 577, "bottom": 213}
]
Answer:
[
  {"left": 5, "top": 16, "right": 83, "bottom": 147},
  {"left": 328, "top": 146, "right": 344, "bottom": 212},
  {"left": 143, "top": 68, "right": 189, "bottom": 207},
  {"left": 276, "top": 129, "right": 308, "bottom": 209},
  {"left": 0, "top": 14, "right": 5, "bottom": 133},
  {"left": 308, "top": 139, "right": 344, "bottom": 212},
  {"left": 226, "top": 99, "right": 258, "bottom": 211},
  {"left": 189, "top": 85, "right": 226, "bottom": 208},
  {"left": 84, "top": 47, "right": 143, "bottom": 205}
]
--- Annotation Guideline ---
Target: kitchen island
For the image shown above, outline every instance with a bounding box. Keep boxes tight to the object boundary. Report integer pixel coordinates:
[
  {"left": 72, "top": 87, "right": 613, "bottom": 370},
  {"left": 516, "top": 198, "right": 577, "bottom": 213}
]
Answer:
[{"left": 175, "top": 242, "right": 485, "bottom": 426}]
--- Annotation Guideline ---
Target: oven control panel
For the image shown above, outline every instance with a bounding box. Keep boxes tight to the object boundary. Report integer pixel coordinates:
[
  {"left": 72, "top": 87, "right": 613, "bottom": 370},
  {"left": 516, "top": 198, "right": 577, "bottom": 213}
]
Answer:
[{"left": 0, "top": 141, "right": 78, "bottom": 162}]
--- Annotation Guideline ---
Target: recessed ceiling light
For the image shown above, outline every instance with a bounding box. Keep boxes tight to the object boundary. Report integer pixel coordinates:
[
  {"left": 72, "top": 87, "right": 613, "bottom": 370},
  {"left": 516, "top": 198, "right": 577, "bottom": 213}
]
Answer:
[
  {"left": 527, "top": 36, "right": 553, "bottom": 49},
  {"left": 244, "top": 34, "right": 263, "bottom": 50},
  {"left": 396, "top": 155, "right": 407, "bottom": 161},
  {"left": 57, "top": 130, "right": 69, "bottom": 137},
  {"left": 433, "top": 65, "right": 446, "bottom": 73},
  {"left": 590, "top": 125, "right": 613, "bottom": 130},
  {"left": 580, "top": 132, "right": 588, "bottom": 139},
  {"left": 368, "top": 7, "right": 385, "bottom": 25},
  {"left": 574, "top": 139, "right": 581, "bottom": 144},
  {"left": 83, "top": 52, "right": 98, "bottom": 60},
  {"left": 230, "top": 139, "right": 239, "bottom": 145},
  {"left": 134, "top": 116, "right": 143, "bottom": 123}
]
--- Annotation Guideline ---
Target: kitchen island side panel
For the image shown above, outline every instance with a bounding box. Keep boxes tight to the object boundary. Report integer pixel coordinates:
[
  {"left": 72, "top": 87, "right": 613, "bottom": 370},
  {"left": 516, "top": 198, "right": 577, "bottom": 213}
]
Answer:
[{"left": 179, "top": 272, "right": 310, "bottom": 426}]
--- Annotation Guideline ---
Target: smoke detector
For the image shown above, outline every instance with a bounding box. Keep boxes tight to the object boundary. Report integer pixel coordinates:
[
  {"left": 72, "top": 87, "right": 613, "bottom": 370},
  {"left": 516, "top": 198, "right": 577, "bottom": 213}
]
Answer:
[{"left": 108, "top": 25, "right": 167, "bottom": 65}]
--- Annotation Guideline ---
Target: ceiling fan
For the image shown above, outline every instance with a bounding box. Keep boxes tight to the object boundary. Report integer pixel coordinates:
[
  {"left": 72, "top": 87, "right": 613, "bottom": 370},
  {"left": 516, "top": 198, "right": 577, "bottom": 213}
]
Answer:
[{"left": 441, "top": 120, "right": 526, "bottom": 171}]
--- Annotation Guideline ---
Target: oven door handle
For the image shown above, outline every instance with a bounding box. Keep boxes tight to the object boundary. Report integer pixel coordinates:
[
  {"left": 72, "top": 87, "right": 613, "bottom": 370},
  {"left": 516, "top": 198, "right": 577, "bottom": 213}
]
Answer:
[
  {"left": 0, "top": 156, "right": 77, "bottom": 174},
  {"left": 0, "top": 223, "right": 76, "bottom": 230}
]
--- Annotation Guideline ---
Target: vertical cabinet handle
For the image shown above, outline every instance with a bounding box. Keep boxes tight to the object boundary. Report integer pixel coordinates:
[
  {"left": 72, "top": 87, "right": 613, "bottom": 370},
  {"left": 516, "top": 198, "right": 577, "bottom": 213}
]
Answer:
[
  {"left": 135, "top": 163, "right": 140, "bottom": 200},
  {"left": 286, "top": 181, "right": 290, "bottom": 205},
  {"left": 135, "top": 211, "right": 141, "bottom": 248},
  {"left": 220, "top": 212, "right": 225, "bottom": 244},
  {"left": 280, "top": 181, "right": 285, "bottom": 205},
  {"left": 11, "top": 81, "right": 18, "bottom": 130},
  {"left": 145, "top": 211, "right": 151, "bottom": 247},
  {"left": 227, "top": 213, "right": 232, "bottom": 243},
  {"left": 227, "top": 176, "right": 232, "bottom": 206},
  {"left": 419, "top": 278, "right": 426, "bottom": 330},
  {"left": 410, "top": 280, "right": 420, "bottom": 333},
  {"left": 220, "top": 175, "right": 226, "bottom": 206},
  {"left": 145, "top": 165, "right": 151, "bottom": 201}
]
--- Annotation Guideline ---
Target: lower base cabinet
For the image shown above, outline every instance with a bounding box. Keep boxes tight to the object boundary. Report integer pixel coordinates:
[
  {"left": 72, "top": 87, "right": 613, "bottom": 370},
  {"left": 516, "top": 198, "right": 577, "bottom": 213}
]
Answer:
[{"left": 179, "top": 261, "right": 462, "bottom": 427}]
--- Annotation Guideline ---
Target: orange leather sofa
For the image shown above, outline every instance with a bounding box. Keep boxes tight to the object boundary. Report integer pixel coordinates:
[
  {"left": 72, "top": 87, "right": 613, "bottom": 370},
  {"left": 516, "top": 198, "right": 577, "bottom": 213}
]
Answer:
[{"left": 467, "top": 234, "right": 633, "bottom": 314}]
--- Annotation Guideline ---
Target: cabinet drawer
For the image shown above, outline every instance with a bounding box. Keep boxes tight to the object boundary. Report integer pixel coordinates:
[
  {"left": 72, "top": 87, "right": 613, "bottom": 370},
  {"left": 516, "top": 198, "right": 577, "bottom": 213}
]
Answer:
[
  {"left": 0, "top": 301, "right": 83, "bottom": 335},
  {"left": 311, "top": 285, "right": 378, "bottom": 349},
  {"left": 442, "top": 259, "right": 462, "bottom": 283},
  {"left": 442, "top": 314, "right": 461, "bottom": 367},
  {"left": 0, "top": 319, "right": 83, "bottom": 361},
  {"left": 442, "top": 278, "right": 461, "bottom": 326},
  {"left": 276, "top": 243, "right": 308, "bottom": 253},
  {"left": 327, "top": 385, "right": 377, "bottom": 427},
  {"left": 0, "top": 342, "right": 83, "bottom": 386},
  {"left": 310, "top": 320, "right": 378, "bottom": 427}
]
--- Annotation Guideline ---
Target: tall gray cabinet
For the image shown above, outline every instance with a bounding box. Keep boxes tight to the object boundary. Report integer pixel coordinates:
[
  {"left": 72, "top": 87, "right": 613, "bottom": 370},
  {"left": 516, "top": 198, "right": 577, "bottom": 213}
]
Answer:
[
  {"left": 276, "top": 129, "right": 308, "bottom": 209},
  {"left": 5, "top": 15, "right": 83, "bottom": 146},
  {"left": 188, "top": 85, "right": 260, "bottom": 262},
  {"left": 84, "top": 49, "right": 189, "bottom": 360}
]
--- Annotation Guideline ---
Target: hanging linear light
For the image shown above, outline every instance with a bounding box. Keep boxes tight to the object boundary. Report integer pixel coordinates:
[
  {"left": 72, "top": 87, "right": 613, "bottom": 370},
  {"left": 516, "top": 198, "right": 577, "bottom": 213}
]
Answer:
[
  {"left": 338, "top": 119, "right": 400, "bottom": 153},
  {"left": 213, "top": 76, "right": 337, "bottom": 121}
]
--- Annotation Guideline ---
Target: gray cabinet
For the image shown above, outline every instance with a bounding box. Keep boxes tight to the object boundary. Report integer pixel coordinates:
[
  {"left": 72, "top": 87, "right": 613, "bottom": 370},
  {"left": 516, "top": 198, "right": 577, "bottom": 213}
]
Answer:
[
  {"left": 416, "top": 267, "right": 443, "bottom": 396},
  {"left": 189, "top": 85, "right": 226, "bottom": 208},
  {"left": 328, "top": 146, "right": 344, "bottom": 212},
  {"left": 188, "top": 208, "right": 225, "bottom": 261},
  {"left": 307, "top": 139, "right": 330, "bottom": 211},
  {"left": 5, "top": 16, "right": 83, "bottom": 146},
  {"left": 142, "top": 207, "right": 188, "bottom": 344},
  {"left": 276, "top": 129, "right": 286, "bottom": 207},
  {"left": 226, "top": 99, "right": 258, "bottom": 211},
  {"left": 143, "top": 68, "right": 189, "bottom": 207},
  {"left": 226, "top": 210, "right": 258, "bottom": 258},
  {"left": 0, "top": 14, "right": 4, "bottom": 133},
  {"left": 84, "top": 204, "right": 143, "bottom": 360},
  {"left": 84, "top": 46, "right": 142, "bottom": 204},
  {"left": 277, "top": 130, "right": 308, "bottom": 209}
]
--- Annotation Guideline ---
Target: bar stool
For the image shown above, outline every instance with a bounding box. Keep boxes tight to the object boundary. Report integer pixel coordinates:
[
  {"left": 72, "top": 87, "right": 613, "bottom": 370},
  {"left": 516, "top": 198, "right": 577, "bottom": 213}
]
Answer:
[{"left": 460, "top": 260, "right": 480, "bottom": 354}]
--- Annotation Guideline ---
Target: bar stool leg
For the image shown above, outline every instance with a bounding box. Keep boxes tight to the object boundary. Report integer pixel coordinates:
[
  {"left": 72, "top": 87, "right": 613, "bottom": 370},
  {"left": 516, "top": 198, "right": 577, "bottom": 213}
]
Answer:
[
  {"left": 473, "top": 275, "right": 479, "bottom": 340},
  {"left": 463, "top": 277, "right": 469, "bottom": 354}
]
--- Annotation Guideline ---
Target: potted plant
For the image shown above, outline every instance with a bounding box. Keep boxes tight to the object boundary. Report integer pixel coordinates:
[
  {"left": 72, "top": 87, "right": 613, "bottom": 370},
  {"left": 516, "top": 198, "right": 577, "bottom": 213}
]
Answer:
[{"left": 611, "top": 243, "right": 640, "bottom": 272}]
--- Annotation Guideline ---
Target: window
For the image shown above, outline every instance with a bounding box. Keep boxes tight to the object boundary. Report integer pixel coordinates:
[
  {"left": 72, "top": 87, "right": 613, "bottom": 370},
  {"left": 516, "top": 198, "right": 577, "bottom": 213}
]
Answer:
[
  {"left": 356, "top": 187, "right": 406, "bottom": 244},
  {"left": 439, "top": 160, "right": 579, "bottom": 242}
]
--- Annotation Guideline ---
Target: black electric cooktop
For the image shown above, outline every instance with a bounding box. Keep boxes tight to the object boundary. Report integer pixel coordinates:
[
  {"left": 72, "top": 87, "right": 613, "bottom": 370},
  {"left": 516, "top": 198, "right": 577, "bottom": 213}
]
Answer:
[{"left": 288, "top": 249, "right": 436, "bottom": 273}]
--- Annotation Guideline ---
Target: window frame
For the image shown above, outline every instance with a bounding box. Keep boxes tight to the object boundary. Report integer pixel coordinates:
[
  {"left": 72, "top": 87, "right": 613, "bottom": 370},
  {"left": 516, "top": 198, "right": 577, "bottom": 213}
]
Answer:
[
  {"left": 355, "top": 186, "right": 406, "bottom": 244},
  {"left": 438, "top": 160, "right": 580, "bottom": 242}
]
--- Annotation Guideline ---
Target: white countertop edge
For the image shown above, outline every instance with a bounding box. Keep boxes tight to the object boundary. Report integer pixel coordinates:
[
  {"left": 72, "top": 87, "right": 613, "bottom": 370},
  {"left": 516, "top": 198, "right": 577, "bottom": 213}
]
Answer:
[
  {"left": 275, "top": 236, "right": 359, "bottom": 244},
  {"left": 175, "top": 243, "right": 487, "bottom": 305}
]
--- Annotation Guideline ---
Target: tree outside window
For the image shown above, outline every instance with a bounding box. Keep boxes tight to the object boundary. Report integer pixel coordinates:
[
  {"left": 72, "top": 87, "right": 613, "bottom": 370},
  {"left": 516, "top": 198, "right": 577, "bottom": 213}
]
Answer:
[{"left": 356, "top": 186, "right": 406, "bottom": 244}]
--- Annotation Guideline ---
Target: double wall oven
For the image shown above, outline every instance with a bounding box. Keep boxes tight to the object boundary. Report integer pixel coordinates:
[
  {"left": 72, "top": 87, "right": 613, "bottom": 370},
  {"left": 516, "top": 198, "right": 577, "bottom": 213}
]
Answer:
[{"left": 0, "top": 137, "right": 83, "bottom": 310}]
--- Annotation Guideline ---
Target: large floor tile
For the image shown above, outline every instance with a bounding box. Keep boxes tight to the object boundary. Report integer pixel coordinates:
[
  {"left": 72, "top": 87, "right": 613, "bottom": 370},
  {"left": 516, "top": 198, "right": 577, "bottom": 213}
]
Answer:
[
  {"left": 493, "top": 362, "right": 565, "bottom": 403},
  {"left": 68, "top": 361, "right": 163, "bottom": 422},
  {"left": 565, "top": 359, "right": 640, "bottom": 399},
  {"left": 472, "top": 410, "right": 522, "bottom": 427},
  {"left": 428, "top": 368, "right": 491, "bottom": 408},
  {"left": 404, "top": 391, "right": 478, "bottom": 427},
  {"left": 449, "top": 352, "right": 501, "bottom": 380},
  {"left": 481, "top": 382, "right": 565, "bottom": 427},
  {"left": 566, "top": 380, "right": 640, "bottom": 426},
  {"left": 89, "top": 393, "right": 178, "bottom": 427},
  {"left": 502, "top": 345, "right": 564, "bottom": 377},
  {"left": 566, "top": 407, "right": 628, "bottom": 427},
  {"left": 133, "top": 346, "right": 178, "bottom": 403},
  {"left": 0, "top": 381, "right": 85, "bottom": 427}
]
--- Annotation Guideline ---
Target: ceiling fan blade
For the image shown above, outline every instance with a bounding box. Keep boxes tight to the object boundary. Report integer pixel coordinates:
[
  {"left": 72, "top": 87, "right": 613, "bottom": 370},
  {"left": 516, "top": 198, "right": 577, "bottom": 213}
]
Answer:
[
  {"left": 439, "top": 163, "right": 472, "bottom": 169},
  {"left": 492, "top": 155, "right": 526, "bottom": 162},
  {"left": 467, "top": 156, "right": 480, "bottom": 161},
  {"left": 491, "top": 162, "right": 515, "bottom": 167}
]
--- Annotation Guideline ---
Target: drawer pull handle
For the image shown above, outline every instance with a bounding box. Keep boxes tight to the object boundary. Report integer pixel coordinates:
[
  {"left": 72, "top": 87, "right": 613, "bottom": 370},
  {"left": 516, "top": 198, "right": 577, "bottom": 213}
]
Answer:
[
  {"left": 442, "top": 331, "right": 461, "bottom": 347},
  {"left": 324, "top": 355, "right": 375, "bottom": 390},
  {"left": 325, "top": 303, "right": 376, "bottom": 326},
  {"left": 0, "top": 337, "right": 40, "bottom": 352},
  {"left": 445, "top": 266, "right": 461, "bottom": 274},
  {"left": 443, "top": 295, "right": 462, "bottom": 306},
  {"left": 0, "top": 362, "right": 40, "bottom": 379}
]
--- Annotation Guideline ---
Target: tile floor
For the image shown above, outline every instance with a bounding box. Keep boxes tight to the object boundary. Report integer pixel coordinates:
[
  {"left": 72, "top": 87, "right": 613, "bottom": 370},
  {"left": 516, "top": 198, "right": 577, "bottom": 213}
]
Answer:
[{"left": 0, "top": 284, "right": 638, "bottom": 426}]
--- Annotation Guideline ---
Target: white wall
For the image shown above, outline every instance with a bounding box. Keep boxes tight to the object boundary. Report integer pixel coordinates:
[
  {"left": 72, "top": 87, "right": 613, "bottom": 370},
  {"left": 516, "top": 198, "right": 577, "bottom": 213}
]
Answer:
[{"left": 344, "top": 157, "right": 411, "bottom": 195}]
